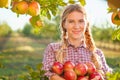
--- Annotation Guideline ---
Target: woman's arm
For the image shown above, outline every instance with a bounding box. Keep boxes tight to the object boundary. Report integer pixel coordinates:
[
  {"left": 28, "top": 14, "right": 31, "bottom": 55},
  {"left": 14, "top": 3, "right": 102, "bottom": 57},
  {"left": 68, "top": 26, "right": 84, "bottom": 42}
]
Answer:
[
  {"left": 42, "top": 43, "right": 56, "bottom": 77},
  {"left": 42, "top": 43, "right": 65, "bottom": 79},
  {"left": 96, "top": 49, "right": 113, "bottom": 75},
  {"left": 97, "top": 49, "right": 112, "bottom": 73}
]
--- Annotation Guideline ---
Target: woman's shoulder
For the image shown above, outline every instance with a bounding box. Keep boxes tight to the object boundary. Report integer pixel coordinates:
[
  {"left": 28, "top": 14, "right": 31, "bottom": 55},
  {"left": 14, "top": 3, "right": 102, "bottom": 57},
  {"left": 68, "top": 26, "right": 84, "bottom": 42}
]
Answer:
[
  {"left": 47, "top": 42, "right": 62, "bottom": 50},
  {"left": 95, "top": 48, "right": 104, "bottom": 57},
  {"left": 48, "top": 42, "right": 61, "bottom": 46}
]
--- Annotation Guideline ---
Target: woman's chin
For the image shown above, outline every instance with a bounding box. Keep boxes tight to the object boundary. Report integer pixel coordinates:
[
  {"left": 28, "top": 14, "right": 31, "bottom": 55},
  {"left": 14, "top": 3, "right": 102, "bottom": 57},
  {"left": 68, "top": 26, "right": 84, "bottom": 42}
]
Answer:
[{"left": 71, "top": 36, "right": 82, "bottom": 40}]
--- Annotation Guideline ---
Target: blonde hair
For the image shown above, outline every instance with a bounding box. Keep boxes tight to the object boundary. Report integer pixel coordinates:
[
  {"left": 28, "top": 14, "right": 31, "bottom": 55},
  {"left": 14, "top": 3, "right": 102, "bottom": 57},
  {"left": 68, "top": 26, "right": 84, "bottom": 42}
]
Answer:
[{"left": 55, "top": 4, "right": 102, "bottom": 70}]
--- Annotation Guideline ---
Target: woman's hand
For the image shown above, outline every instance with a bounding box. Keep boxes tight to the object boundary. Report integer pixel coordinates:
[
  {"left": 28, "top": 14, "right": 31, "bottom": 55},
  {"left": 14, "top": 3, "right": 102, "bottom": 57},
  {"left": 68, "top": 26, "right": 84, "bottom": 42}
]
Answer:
[{"left": 50, "top": 74, "right": 65, "bottom": 80}]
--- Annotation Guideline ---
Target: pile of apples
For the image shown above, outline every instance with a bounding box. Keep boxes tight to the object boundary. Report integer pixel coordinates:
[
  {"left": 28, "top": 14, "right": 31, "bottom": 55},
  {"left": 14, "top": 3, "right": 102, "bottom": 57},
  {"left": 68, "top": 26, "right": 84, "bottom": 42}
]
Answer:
[{"left": 52, "top": 61, "right": 103, "bottom": 80}]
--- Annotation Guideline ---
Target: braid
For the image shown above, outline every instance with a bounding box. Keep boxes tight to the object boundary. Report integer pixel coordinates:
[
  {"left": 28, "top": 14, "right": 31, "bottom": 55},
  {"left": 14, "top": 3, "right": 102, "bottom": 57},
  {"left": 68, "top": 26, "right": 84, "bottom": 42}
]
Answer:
[
  {"left": 55, "top": 27, "right": 67, "bottom": 63},
  {"left": 85, "top": 23, "right": 102, "bottom": 70}
]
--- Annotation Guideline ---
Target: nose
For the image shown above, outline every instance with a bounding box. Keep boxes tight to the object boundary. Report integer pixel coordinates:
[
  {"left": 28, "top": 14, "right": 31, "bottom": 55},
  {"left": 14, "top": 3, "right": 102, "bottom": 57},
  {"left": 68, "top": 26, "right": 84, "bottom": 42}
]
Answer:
[{"left": 74, "top": 23, "right": 80, "bottom": 28}]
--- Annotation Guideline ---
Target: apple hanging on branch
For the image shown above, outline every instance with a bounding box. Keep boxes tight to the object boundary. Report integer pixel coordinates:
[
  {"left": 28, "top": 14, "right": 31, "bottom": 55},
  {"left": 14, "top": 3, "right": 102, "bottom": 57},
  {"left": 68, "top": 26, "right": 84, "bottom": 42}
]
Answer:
[
  {"left": 11, "top": 1, "right": 28, "bottom": 14},
  {"left": 29, "top": 15, "right": 43, "bottom": 29},
  {"left": 107, "top": 0, "right": 120, "bottom": 40},
  {"left": 27, "top": 1, "right": 40, "bottom": 16},
  {"left": 111, "top": 10, "right": 120, "bottom": 26}
]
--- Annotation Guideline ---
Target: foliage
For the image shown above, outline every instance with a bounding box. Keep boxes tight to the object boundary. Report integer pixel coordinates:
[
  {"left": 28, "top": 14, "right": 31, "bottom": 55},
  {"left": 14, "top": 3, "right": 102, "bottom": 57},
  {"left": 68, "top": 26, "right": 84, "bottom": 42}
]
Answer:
[
  {"left": 106, "top": 58, "right": 120, "bottom": 70},
  {"left": 106, "top": 57, "right": 120, "bottom": 80},
  {"left": 112, "top": 27, "right": 120, "bottom": 40},
  {"left": 106, "top": 71, "right": 120, "bottom": 80},
  {"left": 22, "top": 23, "right": 33, "bottom": 36},
  {"left": 91, "top": 25, "right": 120, "bottom": 43},
  {"left": 22, "top": 19, "right": 60, "bottom": 40},
  {"left": 20, "top": 63, "right": 49, "bottom": 80},
  {"left": 0, "top": 22, "right": 12, "bottom": 37}
]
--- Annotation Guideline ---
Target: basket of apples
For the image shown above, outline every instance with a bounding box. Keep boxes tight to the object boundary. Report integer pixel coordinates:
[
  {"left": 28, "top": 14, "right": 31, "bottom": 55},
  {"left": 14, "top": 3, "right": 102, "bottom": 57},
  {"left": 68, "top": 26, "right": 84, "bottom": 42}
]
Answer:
[{"left": 51, "top": 61, "right": 104, "bottom": 80}]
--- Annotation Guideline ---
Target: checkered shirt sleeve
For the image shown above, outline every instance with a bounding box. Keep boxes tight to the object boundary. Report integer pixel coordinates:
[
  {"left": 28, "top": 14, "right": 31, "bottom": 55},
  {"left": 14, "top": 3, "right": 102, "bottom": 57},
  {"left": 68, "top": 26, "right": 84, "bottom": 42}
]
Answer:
[
  {"left": 96, "top": 49, "right": 113, "bottom": 73},
  {"left": 42, "top": 43, "right": 56, "bottom": 77}
]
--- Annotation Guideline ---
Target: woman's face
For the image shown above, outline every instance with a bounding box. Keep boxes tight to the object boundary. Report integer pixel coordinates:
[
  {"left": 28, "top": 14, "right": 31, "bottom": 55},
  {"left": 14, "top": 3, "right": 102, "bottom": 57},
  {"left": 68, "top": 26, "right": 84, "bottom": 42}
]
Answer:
[{"left": 64, "top": 11, "right": 87, "bottom": 40}]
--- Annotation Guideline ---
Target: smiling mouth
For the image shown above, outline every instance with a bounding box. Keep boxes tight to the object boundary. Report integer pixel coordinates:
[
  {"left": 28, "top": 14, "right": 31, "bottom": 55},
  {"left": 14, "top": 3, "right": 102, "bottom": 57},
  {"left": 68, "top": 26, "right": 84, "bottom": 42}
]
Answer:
[{"left": 72, "top": 31, "right": 81, "bottom": 34}]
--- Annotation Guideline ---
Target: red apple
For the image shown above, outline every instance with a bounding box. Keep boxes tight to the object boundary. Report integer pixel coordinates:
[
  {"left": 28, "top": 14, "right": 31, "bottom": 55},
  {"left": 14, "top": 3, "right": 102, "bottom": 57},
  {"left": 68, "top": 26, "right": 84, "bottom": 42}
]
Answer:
[
  {"left": 11, "top": 1, "right": 28, "bottom": 14},
  {"left": 89, "top": 72, "right": 103, "bottom": 80},
  {"left": 29, "top": 16, "right": 43, "bottom": 28},
  {"left": 64, "top": 70, "right": 77, "bottom": 80},
  {"left": 77, "top": 76, "right": 89, "bottom": 80},
  {"left": 27, "top": 1, "right": 40, "bottom": 16},
  {"left": 86, "top": 62, "right": 96, "bottom": 74},
  {"left": 63, "top": 61, "right": 75, "bottom": 71},
  {"left": 52, "top": 61, "right": 63, "bottom": 75},
  {"left": 11, "top": 1, "right": 18, "bottom": 13},
  {"left": 74, "top": 63, "right": 88, "bottom": 76}
]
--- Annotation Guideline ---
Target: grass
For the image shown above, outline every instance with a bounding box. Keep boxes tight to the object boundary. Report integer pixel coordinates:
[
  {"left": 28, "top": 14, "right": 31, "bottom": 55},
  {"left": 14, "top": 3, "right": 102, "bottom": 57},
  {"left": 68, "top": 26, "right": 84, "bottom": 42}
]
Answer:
[
  {"left": 0, "top": 32, "right": 120, "bottom": 79},
  {"left": 0, "top": 33, "right": 48, "bottom": 79},
  {"left": 102, "top": 48, "right": 120, "bottom": 58}
]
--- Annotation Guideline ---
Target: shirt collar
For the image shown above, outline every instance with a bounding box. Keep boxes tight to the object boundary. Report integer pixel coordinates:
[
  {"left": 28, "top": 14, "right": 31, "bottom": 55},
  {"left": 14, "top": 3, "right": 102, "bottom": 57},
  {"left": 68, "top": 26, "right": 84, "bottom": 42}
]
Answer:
[{"left": 66, "top": 39, "right": 86, "bottom": 48}]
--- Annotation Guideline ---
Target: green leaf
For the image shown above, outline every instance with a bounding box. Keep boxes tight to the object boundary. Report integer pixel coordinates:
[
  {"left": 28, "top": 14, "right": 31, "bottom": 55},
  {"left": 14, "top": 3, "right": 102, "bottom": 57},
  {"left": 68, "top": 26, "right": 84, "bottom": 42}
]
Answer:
[
  {"left": 79, "top": 0, "right": 86, "bottom": 6},
  {"left": 69, "top": 0, "right": 75, "bottom": 4},
  {"left": 40, "top": 8, "right": 48, "bottom": 17},
  {"left": 40, "top": 70, "right": 46, "bottom": 76},
  {"left": 47, "top": 9, "right": 51, "bottom": 20},
  {"left": 36, "top": 63, "right": 43, "bottom": 70},
  {"left": 112, "top": 28, "right": 120, "bottom": 40},
  {"left": 51, "top": 7, "right": 57, "bottom": 16},
  {"left": 107, "top": 8, "right": 118, "bottom": 13},
  {"left": 116, "top": 29, "right": 120, "bottom": 40},
  {"left": 0, "top": 63, "right": 4, "bottom": 68},
  {"left": 58, "top": 1, "right": 67, "bottom": 6},
  {"left": 49, "top": 5, "right": 57, "bottom": 16},
  {"left": 30, "top": 71, "right": 39, "bottom": 79},
  {"left": 19, "top": 74, "right": 31, "bottom": 80},
  {"left": 33, "top": 28, "right": 41, "bottom": 34},
  {"left": 25, "top": 65, "right": 33, "bottom": 73}
]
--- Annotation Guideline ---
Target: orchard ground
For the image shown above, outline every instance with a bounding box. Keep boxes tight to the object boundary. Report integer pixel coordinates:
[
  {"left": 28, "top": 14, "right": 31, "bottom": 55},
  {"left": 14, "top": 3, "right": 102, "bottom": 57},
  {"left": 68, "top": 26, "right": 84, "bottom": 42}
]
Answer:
[{"left": 0, "top": 32, "right": 120, "bottom": 79}]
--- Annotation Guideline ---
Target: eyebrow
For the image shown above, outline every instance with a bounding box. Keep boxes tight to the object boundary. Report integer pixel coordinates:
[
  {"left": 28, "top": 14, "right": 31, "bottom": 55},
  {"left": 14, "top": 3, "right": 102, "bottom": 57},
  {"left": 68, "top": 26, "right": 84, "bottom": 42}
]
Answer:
[{"left": 67, "top": 18, "right": 84, "bottom": 21}]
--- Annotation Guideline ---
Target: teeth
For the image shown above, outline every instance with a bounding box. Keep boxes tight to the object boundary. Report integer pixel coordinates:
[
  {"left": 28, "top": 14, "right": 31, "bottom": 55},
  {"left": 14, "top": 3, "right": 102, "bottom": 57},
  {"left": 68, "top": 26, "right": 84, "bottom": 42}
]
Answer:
[{"left": 73, "top": 31, "right": 80, "bottom": 34}]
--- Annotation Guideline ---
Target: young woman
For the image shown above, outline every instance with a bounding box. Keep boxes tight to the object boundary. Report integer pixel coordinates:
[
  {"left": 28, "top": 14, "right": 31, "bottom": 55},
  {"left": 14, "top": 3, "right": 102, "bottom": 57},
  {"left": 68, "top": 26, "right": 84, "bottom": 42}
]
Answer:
[{"left": 42, "top": 4, "right": 112, "bottom": 80}]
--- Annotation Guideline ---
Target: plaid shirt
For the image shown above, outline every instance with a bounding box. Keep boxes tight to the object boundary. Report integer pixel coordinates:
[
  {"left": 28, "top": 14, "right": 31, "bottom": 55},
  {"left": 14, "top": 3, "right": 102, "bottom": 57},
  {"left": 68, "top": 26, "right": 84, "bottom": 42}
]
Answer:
[{"left": 42, "top": 42, "right": 112, "bottom": 77}]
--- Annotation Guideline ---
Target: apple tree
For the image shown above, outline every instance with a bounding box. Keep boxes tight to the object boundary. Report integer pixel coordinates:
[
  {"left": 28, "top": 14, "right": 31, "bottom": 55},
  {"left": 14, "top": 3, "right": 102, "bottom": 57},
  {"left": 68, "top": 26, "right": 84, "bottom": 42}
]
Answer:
[{"left": 0, "top": 0, "right": 119, "bottom": 40}]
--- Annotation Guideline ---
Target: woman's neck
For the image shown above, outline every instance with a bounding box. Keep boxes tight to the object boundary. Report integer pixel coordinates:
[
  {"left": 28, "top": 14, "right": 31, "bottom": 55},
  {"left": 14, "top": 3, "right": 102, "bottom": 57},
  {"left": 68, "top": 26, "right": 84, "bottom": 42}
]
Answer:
[{"left": 68, "top": 38, "right": 83, "bottom": 48}]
